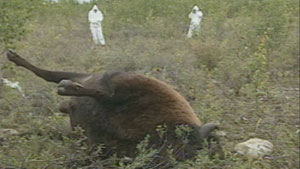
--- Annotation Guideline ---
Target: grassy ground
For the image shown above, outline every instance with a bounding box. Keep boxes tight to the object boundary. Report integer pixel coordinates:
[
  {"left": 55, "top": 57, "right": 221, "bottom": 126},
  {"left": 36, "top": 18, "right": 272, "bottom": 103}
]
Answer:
[{"left": 0, "top": 0, "right": 299, "bottom": 168}]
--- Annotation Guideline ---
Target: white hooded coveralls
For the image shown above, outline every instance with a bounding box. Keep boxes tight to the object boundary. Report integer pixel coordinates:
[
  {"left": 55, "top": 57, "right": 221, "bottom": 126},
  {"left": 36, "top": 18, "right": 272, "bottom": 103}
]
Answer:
[
  {"left": 78, "top": 0, "right": 92, "bottom": 4},
  {"left": 88, "top": 5, "right": 105, "bottom": 45},
  {"left": 187, "top": 6, "right": 203, "bottom": 38}
]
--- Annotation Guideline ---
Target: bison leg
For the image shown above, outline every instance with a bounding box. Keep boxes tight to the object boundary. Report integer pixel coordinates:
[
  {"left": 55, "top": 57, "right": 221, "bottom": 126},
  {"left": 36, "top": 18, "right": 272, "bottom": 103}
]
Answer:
[{"left": 7, "top": 49, "right": 89, "bottom": 83}]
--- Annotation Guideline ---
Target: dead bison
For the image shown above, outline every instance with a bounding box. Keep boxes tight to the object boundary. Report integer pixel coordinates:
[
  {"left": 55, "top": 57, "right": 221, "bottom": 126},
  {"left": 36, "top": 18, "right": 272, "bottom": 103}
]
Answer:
[{"left": 7, "top": 50, "right": 222, "bottom": 159}]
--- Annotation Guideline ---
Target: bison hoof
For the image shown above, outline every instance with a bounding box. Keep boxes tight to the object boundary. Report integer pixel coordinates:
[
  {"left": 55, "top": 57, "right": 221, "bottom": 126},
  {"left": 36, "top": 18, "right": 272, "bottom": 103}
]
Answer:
[{"left": 7, "top": 49, "right": 20, "bottom": 62}]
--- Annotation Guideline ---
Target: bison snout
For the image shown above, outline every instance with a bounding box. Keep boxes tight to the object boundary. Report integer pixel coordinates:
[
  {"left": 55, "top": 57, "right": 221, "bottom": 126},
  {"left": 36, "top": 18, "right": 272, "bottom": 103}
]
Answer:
[{"left": 57, "top": 80, "right": 83, "bottom": 95}]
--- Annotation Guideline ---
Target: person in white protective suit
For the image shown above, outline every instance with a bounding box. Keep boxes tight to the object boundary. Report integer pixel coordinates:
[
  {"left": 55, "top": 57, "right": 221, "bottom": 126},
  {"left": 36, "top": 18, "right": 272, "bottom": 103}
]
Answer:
[
  {"left": 46, "top": 0, "right": 91, "bottom": 3},
  {"left": 78, "top": 0, "right": 92, "bottom": 4},
  {"left": 47, "top": 0, "right": 58, "bottom": 2},
  {"left": 88, "top": 5, "right": 105, "bottom": 45},
  {"left": 187, "top": 6, "right": 203, "bottom": 38}
]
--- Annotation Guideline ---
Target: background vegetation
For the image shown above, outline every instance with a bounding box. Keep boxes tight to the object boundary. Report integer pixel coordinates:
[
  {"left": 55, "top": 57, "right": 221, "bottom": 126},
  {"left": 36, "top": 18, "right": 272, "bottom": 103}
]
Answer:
[{"left": 0, "top": 0, "right": 299, "bottom": 168}]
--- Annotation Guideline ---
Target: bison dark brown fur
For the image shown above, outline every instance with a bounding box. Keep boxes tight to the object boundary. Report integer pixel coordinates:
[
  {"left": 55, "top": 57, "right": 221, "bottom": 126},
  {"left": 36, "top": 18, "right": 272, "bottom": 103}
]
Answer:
[{"left": 6, "top": 50, "right": 223, "bottom": 159}]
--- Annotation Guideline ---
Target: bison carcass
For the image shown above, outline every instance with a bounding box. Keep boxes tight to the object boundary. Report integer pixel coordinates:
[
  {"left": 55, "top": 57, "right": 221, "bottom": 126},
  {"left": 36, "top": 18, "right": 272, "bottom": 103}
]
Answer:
[{"left": 6, "top": 50, "right": 222, "bottom": 159}]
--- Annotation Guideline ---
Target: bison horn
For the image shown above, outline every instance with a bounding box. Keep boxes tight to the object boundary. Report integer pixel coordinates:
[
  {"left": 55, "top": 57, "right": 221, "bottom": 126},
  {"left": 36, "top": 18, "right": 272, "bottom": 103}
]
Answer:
[{"left": 198, "top": 123, "right": 219, "bottom": 139}]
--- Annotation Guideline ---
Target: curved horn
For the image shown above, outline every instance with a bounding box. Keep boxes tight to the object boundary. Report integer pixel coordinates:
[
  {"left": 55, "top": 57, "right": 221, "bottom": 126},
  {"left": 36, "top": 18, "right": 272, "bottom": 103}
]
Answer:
[{"left": 198, "top": 123, "right": 219, "bottom": 139}]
